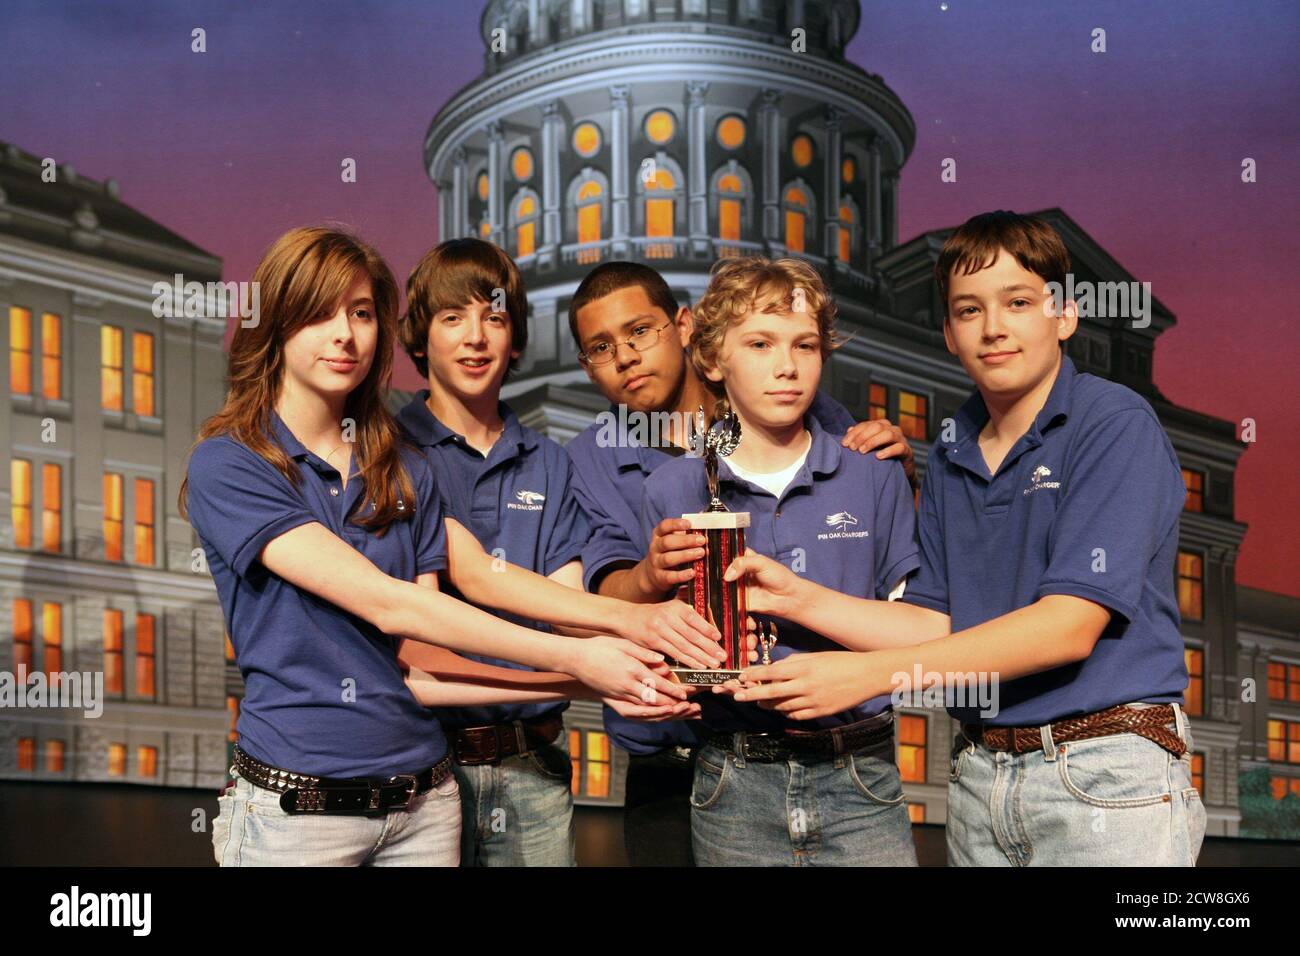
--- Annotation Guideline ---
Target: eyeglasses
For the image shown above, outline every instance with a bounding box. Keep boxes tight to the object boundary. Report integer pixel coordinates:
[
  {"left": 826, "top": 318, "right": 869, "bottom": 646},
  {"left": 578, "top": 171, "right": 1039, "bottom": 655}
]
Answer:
[{"left": 579, "top": 321, "right": 673, "bottom": 366}]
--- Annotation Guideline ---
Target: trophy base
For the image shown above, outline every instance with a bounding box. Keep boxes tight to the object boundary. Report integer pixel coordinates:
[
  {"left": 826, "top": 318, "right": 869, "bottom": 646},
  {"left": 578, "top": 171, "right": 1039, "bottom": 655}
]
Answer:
[{"left": 670, "top": 668, "right": 743, "bottom": 686}]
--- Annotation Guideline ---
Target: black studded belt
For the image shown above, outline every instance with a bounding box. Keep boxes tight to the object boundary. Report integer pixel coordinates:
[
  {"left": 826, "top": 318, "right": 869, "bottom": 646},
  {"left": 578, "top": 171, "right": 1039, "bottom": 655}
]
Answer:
[
  {"left": 706, "top": 711, "right": 896, "bottom": 763},
  {"left": 232, "top": 746, "right": 453, "bottom": 816}
]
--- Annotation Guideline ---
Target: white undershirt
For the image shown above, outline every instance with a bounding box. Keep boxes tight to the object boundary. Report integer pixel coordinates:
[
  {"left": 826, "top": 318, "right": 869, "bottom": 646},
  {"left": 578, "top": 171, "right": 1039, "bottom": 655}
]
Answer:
[
  {"left": 724, "top": 430, "right": 812, "bottom": 499},
  {"left": 725, "top": 429, "right": 911, "bottom": 601}
]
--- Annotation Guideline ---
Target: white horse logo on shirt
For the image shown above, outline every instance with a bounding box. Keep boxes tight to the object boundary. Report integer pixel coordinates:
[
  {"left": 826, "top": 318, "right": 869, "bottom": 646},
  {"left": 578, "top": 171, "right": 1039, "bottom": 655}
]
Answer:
[{"left": 826, "top": 511, "right": 859, "bottom": 532}]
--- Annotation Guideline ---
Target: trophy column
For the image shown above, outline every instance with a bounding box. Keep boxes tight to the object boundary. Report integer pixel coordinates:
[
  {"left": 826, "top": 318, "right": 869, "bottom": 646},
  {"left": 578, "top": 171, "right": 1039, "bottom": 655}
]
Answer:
[{"left": 672, "top": 510, "right": 750, "bottom": 685}]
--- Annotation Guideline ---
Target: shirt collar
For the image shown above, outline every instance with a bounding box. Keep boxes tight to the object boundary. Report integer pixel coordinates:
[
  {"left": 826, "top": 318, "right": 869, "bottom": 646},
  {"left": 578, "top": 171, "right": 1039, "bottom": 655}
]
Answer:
[
  {"left": 268, "top": 410, "right": 361, "bottom": 479},
  {"left": 398, "top": 391, "right": 536, "bottom": 458},
  {"left": 718, "top": 412, "right": 842, "bottom": 490},
  {"left": 949, "top": 354, "right": 1077, "bottom": 455}
]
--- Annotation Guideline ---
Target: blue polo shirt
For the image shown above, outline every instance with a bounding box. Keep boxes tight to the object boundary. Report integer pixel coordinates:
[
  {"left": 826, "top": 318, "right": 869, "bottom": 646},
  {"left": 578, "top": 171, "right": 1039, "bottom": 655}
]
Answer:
[
  {"left": 641, "top": 413, "right": 920, "bottom": 735},
  {"left": 900, "top": 356, "right": 1189, "bottom": 725},
  {"left": 567, "top": 391, "right": 858, "bottom": 753},
  {"left": 185, "top": 413, "right": 449, "bottom": 778},
  {"left": 396, "top": 392, "right": 588, "bottom": 730}
]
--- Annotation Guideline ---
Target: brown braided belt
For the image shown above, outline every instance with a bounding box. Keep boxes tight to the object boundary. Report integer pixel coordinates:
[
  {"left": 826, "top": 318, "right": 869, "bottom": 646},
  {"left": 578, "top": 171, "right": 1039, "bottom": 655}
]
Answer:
[
  {"left": 233, "top": 746, "right": 454, "bottom": 816},
  {"left": 962, "top": 703, "right": 1186, "bottom": 758}
]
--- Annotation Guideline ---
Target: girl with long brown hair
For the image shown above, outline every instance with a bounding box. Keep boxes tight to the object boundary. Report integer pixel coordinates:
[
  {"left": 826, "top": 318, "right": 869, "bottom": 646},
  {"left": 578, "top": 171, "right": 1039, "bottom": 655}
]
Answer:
[{"left": 181, "top": 226, "right": 695, "bottom": 866}]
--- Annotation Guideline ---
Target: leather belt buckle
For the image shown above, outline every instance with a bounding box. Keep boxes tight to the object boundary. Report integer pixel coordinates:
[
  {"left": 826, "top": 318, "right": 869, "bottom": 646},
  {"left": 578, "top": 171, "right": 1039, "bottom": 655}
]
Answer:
[{"left": 369, "top": 773, "right": 420, "bottom": 814}]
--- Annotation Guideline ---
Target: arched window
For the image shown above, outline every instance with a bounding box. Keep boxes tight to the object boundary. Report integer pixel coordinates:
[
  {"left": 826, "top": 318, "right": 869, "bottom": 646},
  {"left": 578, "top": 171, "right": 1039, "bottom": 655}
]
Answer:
[
  {"left": 710, "top": 161, "right": 755, "bottom": 258},
  {"left": 509, "top": 189, "right": 540, "bottom": 258},
  {"left": 636, "top": 154, "right": 684, "bottom": 259},
  {"left": 782, "top": 182, "right": 814, "bottom": 254},
  {"left": 567, "top": 169, "right": 609, "bottom": 264},
  {"left": 838, "top": 196, "right": 859, "bottom": 264}
]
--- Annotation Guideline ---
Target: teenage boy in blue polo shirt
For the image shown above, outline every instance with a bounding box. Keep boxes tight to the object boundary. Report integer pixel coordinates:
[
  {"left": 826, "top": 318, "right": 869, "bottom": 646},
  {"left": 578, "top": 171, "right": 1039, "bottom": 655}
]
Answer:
[
  {"left": 396, "top": 239, "right": 710, "bottom": 866},
  {"left": 635, "top": 256, "right": 921, "bottom": 867},
  {"left": 565, "top": 261, "right": 917, "bottom": 865},
  {"left": 729, "top": 211, "right": 1205, "bottom": 866}
]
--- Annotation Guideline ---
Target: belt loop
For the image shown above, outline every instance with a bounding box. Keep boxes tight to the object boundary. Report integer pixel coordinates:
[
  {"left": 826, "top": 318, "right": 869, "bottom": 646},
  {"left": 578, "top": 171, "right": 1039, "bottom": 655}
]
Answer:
[
  {"left": 1171, "top": 701, "right": 1187, "bottom": 743},
  {"left": 513, "top": 720, "right": 529, "bottom": 757},
  {"left": 1040, "top": 722, "right": 1057, "bottom": 761},
  {"left": 732, "top": 732, "right": 746, "bottom": 768}
]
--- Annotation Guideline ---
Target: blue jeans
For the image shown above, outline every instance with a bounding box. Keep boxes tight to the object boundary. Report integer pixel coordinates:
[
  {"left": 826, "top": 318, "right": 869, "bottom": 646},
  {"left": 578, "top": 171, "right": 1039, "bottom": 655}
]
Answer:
[
  {"left": 212, "top": 768, "right": 461, "bottom": 866},
  {"left": 946, "top": 702, "right": 1206, "bottom": 866},
  {"left": 690, "top": 715, "right": 918, "bottom": 867},
  {"left": 454, "top": 725, "right": 575, "bottom": 867}
]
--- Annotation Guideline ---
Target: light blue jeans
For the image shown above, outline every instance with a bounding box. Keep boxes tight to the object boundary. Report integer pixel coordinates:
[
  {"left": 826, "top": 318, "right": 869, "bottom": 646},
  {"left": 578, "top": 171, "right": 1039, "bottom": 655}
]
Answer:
[
  {"left": 946, "top": 702, "right": 1206, "bottom": 866},
  {"left": 212, "top": 768, "right": 461, "bottom": 866},
  {"left": 453, "top": 725, "right": 576, "bottom": 867},
  {"left": 690, "top": 714, "right": 919, "bottom": 867}
]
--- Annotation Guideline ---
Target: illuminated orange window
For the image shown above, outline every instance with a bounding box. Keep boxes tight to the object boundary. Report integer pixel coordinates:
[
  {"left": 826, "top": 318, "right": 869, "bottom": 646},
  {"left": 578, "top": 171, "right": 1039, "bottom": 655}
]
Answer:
[
  {"left": 10, "top": 306, "right": 32, "bottom": 394},
  {"left": 1267, "top": 661, "right": 1284, "bottom": 699},
  {"left": 132, "top": 331, "right": 154, "bottom": 417},
  {"left": 1184, "top": 648, "right": 1204, "bottom": 716},
  {"left": 644, "top": 110, "right": 675, "bottom": 145},
  {"left": 1269, "top": 776, "right": 1300, "bottom": 800},
  {"left": 476, "top": 171, "right": 489, "bottom": 202},
  {"left": 568, "top": 728, "right": 581, "bottom": 794},
  {"left": 645, "top": 168, "right": 675, "bottom": 258},
  {"left": 41, "top": 463, "right": 61, "bottom": 553},
  {"left": 791, "top": 134, "right": 814, "bottom": 168},
  {"left": 718, "top": 173, "right": 743, "bottom": 246},
  {"left": 897, "top": 714, "right": 927, "bottom": 783},
  {"left": 717, "top": 115, "right": 745, "bottom": 149},
  {"left": 576, "top": 180, "right": 603, "bottom": 263},
  {"left": 46, "top": 739, "right": 65, "bottom": 773},
  {"left": 513, "top": 194, "right": 536, "bottom": 257},
  {"left": 1177, "top": 551, "right": 1203, "bottom": 621},
  {"left": 13, "top": 599, "right": 34, "bottom": 678},
  {"left": 136, "top": 613, "right": 156, "bottom": 699},
  {"left": 104, "top": 608, "right": 124, "bottom": 695},
  {"left": 907, "top": 803, "right": 926, "bottom": 824},
  {"left": 104, "top": 472, "right": 124, "bottom": 561},
  {"left": 1182, "top": 468, "right": 1204, "bottom": 512},
  {"left": 1190, "top": 752, "right": 1204, "bottom": 794},
  {"left": 41, "top": 312, "right": 62, "bottom": 399},
  {"left": 838, "top": 203, "right": 854, "bottom": 262},
  {"left": 784, "top": 186, "right": 808, "bottom": 252},
  {"left": 869, "top": 383, "right": 888, "bottom": 421},
  {"left": 585, "top": 731, "right": 611, "bottom": 798},
  {"left": 1290, "top": 664, "right": 1300, "bottom": 703},
  {"left": 138, "top": 745, "right": 158, "bottom": 778},
  {"left": 510, "top": 147, "right": 533, "bottom": 181},
  {"left": 108, "top": 743, "right": 127, "bottom": 777},
  {"left": 1268, "top": 720, "right": 1286, "bottom": 762},
  {"left": 17, "top": 738, "right": 35, "bottom": 772},
  {"left": 11, "top": 458, "right": 32, "bottom": 548},
  {"left": 479, "top": 219, "right": 491, "bottom": 238},
  {"left": 133, "top": 477, "right": 155, "bottom": 566},
  {"left": 225, "top": 631, "right": 236, "bottom": 661},
  {"left": 842, "top": 155, "right": 856, "bottom": 183},
  {"left": 227, "top": 695, "right": 240, "bottom": 743},
  {"left": 1292, "top": 723, "right": 1300, "bottom": 764},
  {"left": 899, "top": 390, "right": 928, "bottom": 440},
  {"left": 101, "top": 325, "right": 123, "bottom": 411},
  {"left": 572, "top": 122, "right": 601, "bottom": 158},
  {"left": 42, "top": 602, "right": 62, "bottom": 685}
]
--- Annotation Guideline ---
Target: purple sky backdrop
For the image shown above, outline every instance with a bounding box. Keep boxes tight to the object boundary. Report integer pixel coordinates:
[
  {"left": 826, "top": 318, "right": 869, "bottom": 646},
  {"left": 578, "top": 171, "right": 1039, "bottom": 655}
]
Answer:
[{"left": 2, "top": 0, "right": 1297, "bottom": 596}]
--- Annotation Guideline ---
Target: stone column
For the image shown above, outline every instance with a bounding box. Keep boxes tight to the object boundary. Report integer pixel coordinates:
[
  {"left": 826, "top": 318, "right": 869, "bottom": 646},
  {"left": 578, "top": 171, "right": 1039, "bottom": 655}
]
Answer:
[
  {"left": 541, "top": 100, "right": 563, "bottom": 270},
  {"left": 759, "top": 88, "right": 783, "bottom": 251},
  {"left": 487, "top": 120, "right": 505, "bottom": 248},
  {"left": 687, "top": 80, "right": 710, "bottom": 257},
  {"left": 823, "top": 106, "right": 843, "bottom": 262},
  {"left": 610, "top": 85, "right": 631, "bottom": 257}
]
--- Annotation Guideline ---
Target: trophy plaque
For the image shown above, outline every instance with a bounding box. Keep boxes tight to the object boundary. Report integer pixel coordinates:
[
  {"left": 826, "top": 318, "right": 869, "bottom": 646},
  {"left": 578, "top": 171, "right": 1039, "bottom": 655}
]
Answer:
[{"left": 670, "top": 408, "right": 751, "bottom": 686}]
